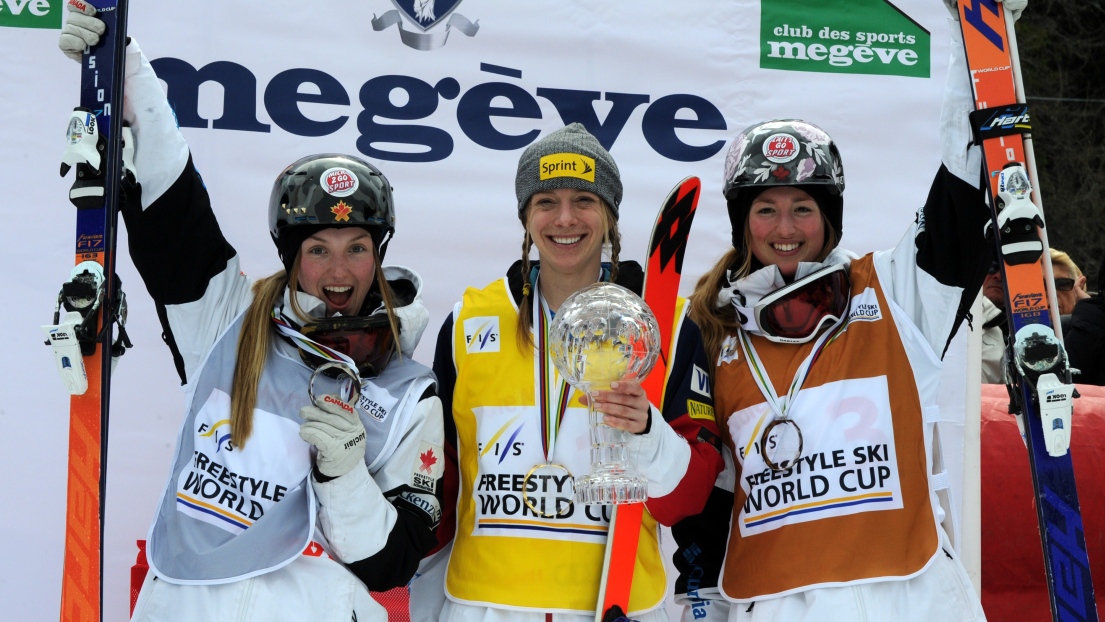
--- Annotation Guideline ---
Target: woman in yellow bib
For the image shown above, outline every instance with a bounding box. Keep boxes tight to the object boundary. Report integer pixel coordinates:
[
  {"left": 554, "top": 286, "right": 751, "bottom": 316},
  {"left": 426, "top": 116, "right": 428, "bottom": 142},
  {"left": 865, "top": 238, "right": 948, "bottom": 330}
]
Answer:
[
  {"left": 421, "top": 124, "right": 725, "bottom": 622},
  {"left": 669, "top": 2, "right": 1026, "bottom": 620}
]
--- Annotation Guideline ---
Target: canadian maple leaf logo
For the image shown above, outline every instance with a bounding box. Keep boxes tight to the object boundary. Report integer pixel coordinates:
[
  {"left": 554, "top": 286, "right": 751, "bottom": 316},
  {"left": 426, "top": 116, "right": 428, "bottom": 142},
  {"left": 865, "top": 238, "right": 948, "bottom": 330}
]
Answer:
[
  {"left": 331, "top": 201, "right": 353, "bottom": 222},
  {"left": 419, "top": 448, "right": 438, "bottom": 473},
  {"left": 770, "top": 166, "right": 790, "bottom": 180}
]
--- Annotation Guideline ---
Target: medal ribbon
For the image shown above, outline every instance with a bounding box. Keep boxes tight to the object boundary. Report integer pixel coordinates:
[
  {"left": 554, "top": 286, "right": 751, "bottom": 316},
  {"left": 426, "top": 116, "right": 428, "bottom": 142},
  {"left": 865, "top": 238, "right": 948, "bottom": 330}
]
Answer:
[
  {"left": 534, "top": 290, "right": 572, "bottom": 462},
  {"left": 271, "top": 307, "right": 361, "bottom": 396},
  {"left": 737, "top": 318, "right": 847, "bottom": 453}
]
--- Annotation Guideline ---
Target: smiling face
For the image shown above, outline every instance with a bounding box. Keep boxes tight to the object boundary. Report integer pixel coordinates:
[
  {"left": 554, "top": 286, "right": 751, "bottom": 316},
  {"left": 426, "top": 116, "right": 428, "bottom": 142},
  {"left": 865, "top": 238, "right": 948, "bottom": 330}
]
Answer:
[
  {"left": 747, "top": 186, "right": 826, "bottom": 278},
  {"left": 526, "top": 188, "right": 607, "bottom": 281},
  {"left": 296, "top": 227, "right": 376, "bottom": 317}
]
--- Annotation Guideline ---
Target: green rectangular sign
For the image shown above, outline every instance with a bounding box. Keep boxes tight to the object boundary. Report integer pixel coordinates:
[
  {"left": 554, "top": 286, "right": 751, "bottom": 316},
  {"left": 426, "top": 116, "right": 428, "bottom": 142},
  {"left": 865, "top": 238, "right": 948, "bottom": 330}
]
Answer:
[
  {"left": 760, "top": 0, "right": 930, "bottom": 78},
  {"left": 0, "top": 0, "right": 63, "bottom": 29}
]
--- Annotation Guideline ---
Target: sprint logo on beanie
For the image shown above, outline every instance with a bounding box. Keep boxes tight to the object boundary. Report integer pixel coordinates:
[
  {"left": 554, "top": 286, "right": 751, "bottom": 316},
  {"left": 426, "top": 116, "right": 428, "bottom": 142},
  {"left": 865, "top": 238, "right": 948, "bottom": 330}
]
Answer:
[{"left": 539, "top": 153, "right": 595, "bottom": 183}]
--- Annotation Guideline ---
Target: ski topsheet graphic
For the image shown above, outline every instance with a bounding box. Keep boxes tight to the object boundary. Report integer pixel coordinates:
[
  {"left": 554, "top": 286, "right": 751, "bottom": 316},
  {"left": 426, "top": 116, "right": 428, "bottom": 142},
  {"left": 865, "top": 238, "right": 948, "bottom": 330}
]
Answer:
[
  {"left": 45, "top": 1, "right": 131, "bottom": 620},
  {"left": 957, "top": 2, "right": 1097, "bottom": 620},
  {"left": 596, "top": 177, "right": 700, "bottom": 622}
]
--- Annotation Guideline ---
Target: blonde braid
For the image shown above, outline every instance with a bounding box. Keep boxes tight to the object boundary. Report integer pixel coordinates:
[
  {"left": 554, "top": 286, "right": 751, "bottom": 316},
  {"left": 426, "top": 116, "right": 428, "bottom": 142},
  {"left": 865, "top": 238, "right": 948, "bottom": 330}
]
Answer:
[
  {"left": 516, "top": 230, "right": 535, "bottom": 351},
  {"left": 608, "top": 217, "right": 621, "bottom": 283}
]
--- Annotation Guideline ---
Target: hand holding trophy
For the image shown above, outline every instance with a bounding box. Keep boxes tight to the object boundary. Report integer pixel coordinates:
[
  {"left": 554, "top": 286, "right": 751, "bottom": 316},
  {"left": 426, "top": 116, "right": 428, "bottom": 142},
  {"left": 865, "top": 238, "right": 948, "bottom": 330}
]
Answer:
[{"left": 549, "top": 283, "right": 660, "bottom": 505}]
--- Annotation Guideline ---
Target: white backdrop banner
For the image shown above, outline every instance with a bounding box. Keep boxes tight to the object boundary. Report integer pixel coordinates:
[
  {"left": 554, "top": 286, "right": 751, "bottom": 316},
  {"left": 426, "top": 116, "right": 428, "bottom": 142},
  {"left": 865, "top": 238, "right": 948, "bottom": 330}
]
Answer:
[{"left": 0, "top": 1, "right": 963, "bottom": 620}]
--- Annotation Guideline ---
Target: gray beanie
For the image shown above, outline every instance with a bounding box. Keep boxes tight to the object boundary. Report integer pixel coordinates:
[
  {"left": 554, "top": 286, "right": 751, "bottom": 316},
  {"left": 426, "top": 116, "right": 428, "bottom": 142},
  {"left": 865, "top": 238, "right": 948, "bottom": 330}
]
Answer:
[{"left": 515, "top": 123, "right": 622, "bottom": 221}]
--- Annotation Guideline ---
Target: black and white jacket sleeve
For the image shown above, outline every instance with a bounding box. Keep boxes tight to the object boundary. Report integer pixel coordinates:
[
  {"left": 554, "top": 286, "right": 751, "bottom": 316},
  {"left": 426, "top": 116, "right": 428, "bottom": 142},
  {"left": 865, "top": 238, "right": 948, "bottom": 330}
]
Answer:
[
  {"left": 117, "top": 39, "right": 251, "bottom": 385},
  {"left": 874, "top": 21, "right": 992, "bottom": 358},
  {"left": 313, "top": 386, "right": 445, "bottom": 591}
]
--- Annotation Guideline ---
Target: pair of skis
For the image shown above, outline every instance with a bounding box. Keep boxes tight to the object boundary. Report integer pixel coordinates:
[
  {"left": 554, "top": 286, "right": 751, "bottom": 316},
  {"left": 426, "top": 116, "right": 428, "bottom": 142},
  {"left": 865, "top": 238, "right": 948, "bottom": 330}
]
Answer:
[
  {"left": 45, "top": 1, "right": 130, "bottom": 620},
  {"left": 958, "top": 2, "right": 1098, "bottom": 620},
  {"left": 595, "top": 177, "right": 701, "bottom": 621}
]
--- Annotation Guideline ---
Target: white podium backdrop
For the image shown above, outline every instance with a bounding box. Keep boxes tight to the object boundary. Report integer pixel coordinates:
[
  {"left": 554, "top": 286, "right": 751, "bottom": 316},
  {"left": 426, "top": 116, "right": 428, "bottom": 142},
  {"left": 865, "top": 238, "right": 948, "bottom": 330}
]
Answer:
[{"left": 0, "top": 1, "right": 964, "bottom": 620}]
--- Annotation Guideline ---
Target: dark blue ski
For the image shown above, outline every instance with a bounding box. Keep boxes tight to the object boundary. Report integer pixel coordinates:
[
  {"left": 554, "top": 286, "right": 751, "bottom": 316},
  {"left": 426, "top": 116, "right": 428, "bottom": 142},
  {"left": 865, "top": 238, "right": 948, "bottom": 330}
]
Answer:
[{"left": 958, "top": 2, "right": 1097, "bottom": 620}]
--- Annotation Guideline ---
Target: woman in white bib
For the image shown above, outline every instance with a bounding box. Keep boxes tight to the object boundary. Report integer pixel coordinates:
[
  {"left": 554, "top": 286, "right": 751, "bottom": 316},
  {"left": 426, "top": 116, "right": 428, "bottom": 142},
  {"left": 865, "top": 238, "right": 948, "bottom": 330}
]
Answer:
[
  {"left": 669, "top": 2, "right": 1025, "bottom": 621},
  {"left": 58, "top": 7, "right": 446, "bottom": 621}
]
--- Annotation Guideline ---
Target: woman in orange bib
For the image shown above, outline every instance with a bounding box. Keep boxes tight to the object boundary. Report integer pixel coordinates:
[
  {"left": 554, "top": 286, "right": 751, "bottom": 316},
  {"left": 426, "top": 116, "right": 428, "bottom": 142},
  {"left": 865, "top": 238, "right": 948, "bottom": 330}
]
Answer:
[{"left": 668, "top": 2, "right": 1026, "bottom": 620}]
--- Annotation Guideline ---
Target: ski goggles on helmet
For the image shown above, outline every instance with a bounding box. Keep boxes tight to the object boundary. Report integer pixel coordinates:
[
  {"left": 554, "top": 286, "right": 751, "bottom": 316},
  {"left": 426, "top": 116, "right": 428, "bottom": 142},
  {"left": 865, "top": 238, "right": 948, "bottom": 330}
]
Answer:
[
  {"left": 299, "top": 313, "right": 399, "bottom": 378},
  {"left": 754, "top": 263, "right": 850, "bottom": 344}
]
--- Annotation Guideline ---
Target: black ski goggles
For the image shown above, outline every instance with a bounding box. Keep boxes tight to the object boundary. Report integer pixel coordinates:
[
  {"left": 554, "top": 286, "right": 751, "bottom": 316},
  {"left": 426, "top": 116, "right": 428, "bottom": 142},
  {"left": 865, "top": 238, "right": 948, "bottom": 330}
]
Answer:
[
  {"left": 300, "top": 313, "right": 398, "bottom": 378},
  {"left": 754, "top": 263, "right": 851, "bottom": 344}
]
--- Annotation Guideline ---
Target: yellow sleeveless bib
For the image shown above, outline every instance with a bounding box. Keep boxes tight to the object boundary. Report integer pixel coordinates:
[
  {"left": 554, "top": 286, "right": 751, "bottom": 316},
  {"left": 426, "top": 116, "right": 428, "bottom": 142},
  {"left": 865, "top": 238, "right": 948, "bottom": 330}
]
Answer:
[{"left": 446, "top": 278, "right": 666, "bottom": 613}]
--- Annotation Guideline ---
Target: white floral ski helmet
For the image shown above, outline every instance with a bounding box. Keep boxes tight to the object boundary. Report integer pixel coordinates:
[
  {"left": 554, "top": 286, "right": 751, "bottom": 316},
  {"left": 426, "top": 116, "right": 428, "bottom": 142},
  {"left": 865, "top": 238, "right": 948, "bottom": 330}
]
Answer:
[{"left": 722, "top": 119, "right": 845, "bottom": 253}]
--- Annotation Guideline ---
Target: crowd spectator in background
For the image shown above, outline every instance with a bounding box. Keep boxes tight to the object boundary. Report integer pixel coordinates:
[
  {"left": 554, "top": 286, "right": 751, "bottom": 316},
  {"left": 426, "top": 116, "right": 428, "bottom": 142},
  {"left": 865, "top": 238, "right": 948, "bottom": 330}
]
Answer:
[
  {"left": 1065, "top": 249, "right": 1104, "bottom": 385},
  {"left": 980, "top": 261, "right": 1007, "bottom": 384},
  {"left": 981, "top": 249, "right": 1091, "bottom": 384},
  {"left": 1050, "top": 248, "right": 1091, "bottom": 317}
]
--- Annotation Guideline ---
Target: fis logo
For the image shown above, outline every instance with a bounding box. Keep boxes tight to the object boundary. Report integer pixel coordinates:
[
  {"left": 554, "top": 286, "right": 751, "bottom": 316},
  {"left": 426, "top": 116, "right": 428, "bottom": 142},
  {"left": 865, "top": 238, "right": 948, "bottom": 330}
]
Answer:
[
  {"left": 539, "top": 153, "right": 595, "bottom": 182},
  {"left": 464, "top": 316, "right": 500, "bottom": 353},
  {"left": 198, "top": 419, "right": 234, "bottom": 453},
  {"left": 479, "top": 415, "right": 525, "bottom": 464}
]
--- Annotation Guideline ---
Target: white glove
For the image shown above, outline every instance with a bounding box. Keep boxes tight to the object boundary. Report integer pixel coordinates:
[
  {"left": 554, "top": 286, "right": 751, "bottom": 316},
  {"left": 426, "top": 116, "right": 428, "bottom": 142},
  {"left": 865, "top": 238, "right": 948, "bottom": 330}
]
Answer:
[
  {"left": 59, "top": 0, "right": 106, "bottom": 62},
  {"left": 1002, "top": 0, "right": 1028, "bottom": 21},
  {"left": 299, "top": 395, "right": 367, "bottom": 479},
  {"left": 945, "top": 0, "right": 1027, "bottom": 23}
]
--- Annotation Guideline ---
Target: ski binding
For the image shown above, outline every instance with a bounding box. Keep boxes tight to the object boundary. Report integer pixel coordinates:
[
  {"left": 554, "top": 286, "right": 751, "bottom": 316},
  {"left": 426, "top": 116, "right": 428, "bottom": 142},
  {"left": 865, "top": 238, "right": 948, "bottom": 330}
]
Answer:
[{"left": 1012, "top": 324, "right": 1076, "bottom": 457}]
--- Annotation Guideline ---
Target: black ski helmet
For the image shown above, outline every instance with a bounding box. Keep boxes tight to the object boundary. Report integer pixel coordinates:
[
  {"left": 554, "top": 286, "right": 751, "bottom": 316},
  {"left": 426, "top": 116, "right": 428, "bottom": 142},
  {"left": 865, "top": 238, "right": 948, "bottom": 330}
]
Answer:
[
  {"left": 269, "top": 153, "right": 396, "bottom": 274},
  {"left": 721, "top": 120, "right": 845, "bottom": 254}
]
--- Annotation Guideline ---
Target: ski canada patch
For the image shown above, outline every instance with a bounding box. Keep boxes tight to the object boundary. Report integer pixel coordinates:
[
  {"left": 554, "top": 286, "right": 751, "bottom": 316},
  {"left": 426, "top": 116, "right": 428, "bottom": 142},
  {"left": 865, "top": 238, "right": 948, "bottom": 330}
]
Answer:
[
  {"left": 412, "top": 441, "right": 444, "bottom": 492},
  {"left": 330, "top": 201, "right": 353, "bottom": 222},
  {"left": 464, "top": 316, "right": 500, "bottom": 353},
  {"left": 321, "top": 167, "right": 359, "bottom": 197},
  {"left": 848, "top": 288, "right": 882, "bottom": 323}
]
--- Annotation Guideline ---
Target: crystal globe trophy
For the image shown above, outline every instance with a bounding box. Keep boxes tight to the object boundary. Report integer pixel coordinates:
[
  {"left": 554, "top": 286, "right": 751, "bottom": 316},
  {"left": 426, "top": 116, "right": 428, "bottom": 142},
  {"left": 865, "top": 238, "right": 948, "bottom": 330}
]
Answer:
[{"left": 548, "top": 282, "right": 661, "bottom": 505}]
